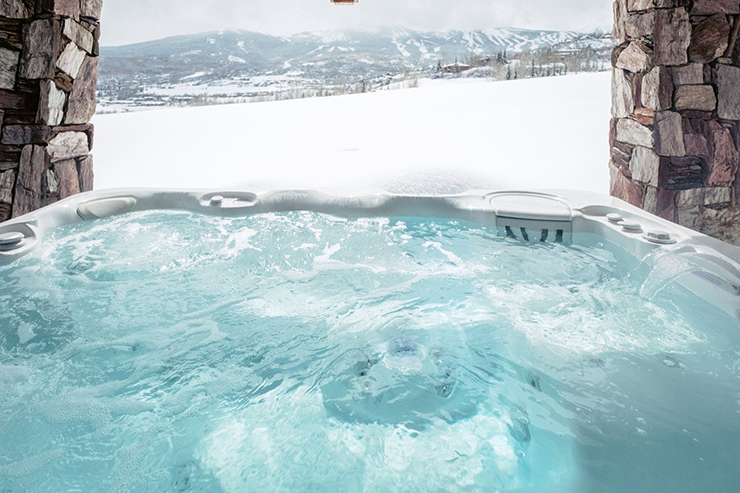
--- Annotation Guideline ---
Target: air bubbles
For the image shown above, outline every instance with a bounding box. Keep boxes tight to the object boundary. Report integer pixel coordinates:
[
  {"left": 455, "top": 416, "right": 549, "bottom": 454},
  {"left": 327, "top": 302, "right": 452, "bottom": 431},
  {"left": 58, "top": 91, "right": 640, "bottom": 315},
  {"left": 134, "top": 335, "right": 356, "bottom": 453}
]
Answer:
[
  {"left": 526, "top": 371, "right": 541, "bottom": 391},
  {"left": 387, "top": 336, "right": 421, "bottom": 358},
  {"left": 435, "top": 381, "right": 454, "bottom": 398},
  {"left": 507, "top": 407, "right": 532, "bottom": 444},
  {"left": 661, "top": 354, "right": 684, "bottom": 369}
]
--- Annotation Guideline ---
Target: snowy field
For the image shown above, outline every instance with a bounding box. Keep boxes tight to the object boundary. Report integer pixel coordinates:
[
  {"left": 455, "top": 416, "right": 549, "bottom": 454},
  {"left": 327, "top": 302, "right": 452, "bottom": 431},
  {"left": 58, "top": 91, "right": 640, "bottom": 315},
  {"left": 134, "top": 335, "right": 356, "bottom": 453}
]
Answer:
[{"left": 92, "top": 72, "right": 611, "bottom": 195}]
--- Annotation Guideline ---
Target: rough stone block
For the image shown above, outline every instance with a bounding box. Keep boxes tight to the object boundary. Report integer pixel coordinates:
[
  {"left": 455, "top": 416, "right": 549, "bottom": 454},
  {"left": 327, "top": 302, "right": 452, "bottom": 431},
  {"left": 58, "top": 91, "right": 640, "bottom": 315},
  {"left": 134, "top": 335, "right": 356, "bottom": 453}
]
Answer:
[
  {"left": 52, "top": 158, "right": 80, "bottom": 198},
  {"left": 91, "top": 23, "right": 100, "bottom": 56},
  {"left": 616, "top": 41, "right": 652, "bottom": 73},
  {"left": 12, "top": 144, "right": 48, "bottom": 218},
  {"left": 2, "top": 112, "right": 36, "bottom": 125},
  {"left": 0, "top": 168, "right": 15, "bottom": 204},
  {"left": 610, "top": 161, "right": 645, "bottom": 207},
  {"left": 717, "top": 64, "right": 740, "bottom": 120},
  {"left": 665, "top": 157, "right": 705, "bottom": 189},
  {"left": 684, "top": 206, "right": 740, "bottom": 246},
  {"left": 36, "top": 80, "right": 66, "bottom": 126},
  {"left": 689, "top": 14, "right": 731, "bottom": 63},
  {"left": 77, "top": 154, "right": 92, "bottom": 192},
  {"left": 707, "top": 126, "right": 739, "bottom": 186},
  {"left": 676, "top": 187, "right": 732, "bottom": 208},
  {"left": 614, "top": 139, "right": 636, "bottom": 168},
  {"left": 684, "top": 119, "right": 713, "bottom": 139},
  {"left": 625, "top": 12, "right": 655, "bottom": 39},
  {"left": 65, "top": 55, "right": 97, "bottom": 124},
  {"left": 614, "top": 0, "right": 629, "bottom": 43},
  {"left": 610, "top": 117, "right": 618, "bottom": 149},
  {"left": 42, "top": 126, "right": 92, "bottom": 165},
  {"left": 80, "top": 0, "right": 102, "bottom": 20},
  {"left": 679, "top": 110, "right": 714, "bottom": 121},
  {"left": 655, "top": 111, "right": 686, "bottom": 157},
  {"left": 19, "top": 19, "right": 62, "bottom": 80},
  {"left": 641, "top": 66, "right": 672, "bottom": 111},
  {"left": 612, "top": 69, "right": 634, "bottom": 118},
  {"left": 40, "top": 0, "right": 80, "bottom": 17},
  {"left": 46, "top": 131, "right": 88, "bottom": 162},
  {"left": 1, "top": 124, "right": 51, "bottom": 145},
  {"left": 0, "top": 143, "right": 21, "bottom": 163},
  {"left": 732, "top": 32, "right": 740, "bottom": 66},
  {"left": 50, "top": 123, "right": 93, "bottom": 152},
  {"left": 655, "top": 0, "right": 691, "bottom": 6},
  {"left": 630, "top": 146, "right": 661, "bottom": 185},
  {"left": 0, "top": 48, "right": 19, "bottom": 90},
  {"left": 0, "top": 89, "right": 32, "bottom": 111},
  {"left": 627, "top": 0, "right": 653, "bottom": 11},
  {"left": 654, "top": 8, "right": 691, "bottom": 66},
  {"left": 633, "top": 108, "right": 655, "bottom": 126},
  {"left": 644, "top": 186, "right": 676, "bottom": 221},
  {"left": 691, "top": 0, "right": 740, "bottom": 14},
  {"left": 685, "top": 133, "right": 710, "bottom": 156},
  {"left": 613, "top": 145, "right": 634, "bottom": 170},
  {"left": 43, "top": 166, "right": 57, "bottom": 194},
  {"left": 54, "top": 72, "right": 73, "bottom": 92},
  {"left": 0, "top": 0, "right": 31, "bottom": 19},
  {"left": 62, "top": 18, "right": 94, "bottom": 54},
  {"left": 677, "top": 206, "right": 700, "bottom": 227},
  {"left": 56, "top": 42, "right": 86, "bottom": 79},
  {"left": 617, "top": 118, "right": 654, "bottom": 147},
  {"left": 631, "top": 72, "right": 644, "bottom": 108},
  {"left": 0, "top": 18, "right": 24, "bottom": 50},
  {"left": 674, "top": 85, "right": 717, "bottom": 111},
  {"left": 672, "top": 63, "right": 704, "bottom": 85}
]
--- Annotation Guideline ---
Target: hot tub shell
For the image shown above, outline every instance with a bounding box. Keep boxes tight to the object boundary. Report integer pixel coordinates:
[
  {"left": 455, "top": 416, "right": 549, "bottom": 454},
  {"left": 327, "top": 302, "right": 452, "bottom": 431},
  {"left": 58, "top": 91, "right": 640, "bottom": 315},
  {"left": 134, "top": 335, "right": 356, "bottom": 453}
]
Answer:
[{"left": 0, "top": 189, "right": 738, "bottom": 322}]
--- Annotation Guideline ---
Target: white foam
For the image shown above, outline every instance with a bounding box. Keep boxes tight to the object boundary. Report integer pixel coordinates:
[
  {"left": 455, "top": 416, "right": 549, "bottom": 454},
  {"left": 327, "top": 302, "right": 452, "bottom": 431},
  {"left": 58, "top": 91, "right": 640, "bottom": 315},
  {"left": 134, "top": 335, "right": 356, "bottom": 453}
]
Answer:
[
  {"left": 0, "top": 449, "right": 63, "bottom": 479},
  {"left": 482, "top": 281, "right": 704, "bottom": 356},
  {"left": 197, "top": 386, "right": 520, "bottom": 492},
  {"left": 17, "top": 321, "right": 35, "bottom": 345}
]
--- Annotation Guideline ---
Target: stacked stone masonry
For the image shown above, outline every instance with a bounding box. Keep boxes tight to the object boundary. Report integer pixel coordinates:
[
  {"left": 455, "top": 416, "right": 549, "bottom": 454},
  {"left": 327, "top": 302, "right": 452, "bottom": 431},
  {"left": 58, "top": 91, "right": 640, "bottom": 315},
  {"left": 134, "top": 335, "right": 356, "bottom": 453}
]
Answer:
[
  {"left": 0, "top": 0, "right": 100, "bottom": 221},
  {"left": 612, "top": 0, "right": 740, "bottom": 245}
]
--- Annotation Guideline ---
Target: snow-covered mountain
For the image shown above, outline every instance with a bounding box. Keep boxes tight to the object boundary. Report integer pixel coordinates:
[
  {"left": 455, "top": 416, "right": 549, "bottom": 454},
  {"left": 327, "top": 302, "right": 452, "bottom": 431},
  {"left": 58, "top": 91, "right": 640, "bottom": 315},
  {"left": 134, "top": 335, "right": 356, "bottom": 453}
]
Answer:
[{"left": 98, "top": 27, "right": 612, "bottom": 110}]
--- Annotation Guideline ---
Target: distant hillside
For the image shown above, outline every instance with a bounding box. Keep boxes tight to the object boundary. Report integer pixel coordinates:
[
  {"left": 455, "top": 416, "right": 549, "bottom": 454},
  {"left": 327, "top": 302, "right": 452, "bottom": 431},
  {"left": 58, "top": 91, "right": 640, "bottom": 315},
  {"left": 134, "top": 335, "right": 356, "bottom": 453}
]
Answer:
[{"left": 98, "top": 27, "right": 613, "bottom": 111}]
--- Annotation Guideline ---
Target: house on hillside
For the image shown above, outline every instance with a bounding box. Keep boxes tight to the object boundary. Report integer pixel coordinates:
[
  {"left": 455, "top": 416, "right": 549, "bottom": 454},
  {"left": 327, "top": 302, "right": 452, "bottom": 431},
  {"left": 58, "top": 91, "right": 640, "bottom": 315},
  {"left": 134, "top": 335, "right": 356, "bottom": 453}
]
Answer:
[{"left": 442, "top": 62, "right": 472, "bottom": 74}]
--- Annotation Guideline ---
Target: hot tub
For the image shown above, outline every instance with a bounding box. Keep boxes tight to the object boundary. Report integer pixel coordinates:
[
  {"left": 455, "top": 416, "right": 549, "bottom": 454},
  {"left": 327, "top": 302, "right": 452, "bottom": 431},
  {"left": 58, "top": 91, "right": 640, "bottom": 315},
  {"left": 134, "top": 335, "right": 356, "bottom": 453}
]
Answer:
[{"left": 0, "top": 189, "right": 738, "bottom": 492}]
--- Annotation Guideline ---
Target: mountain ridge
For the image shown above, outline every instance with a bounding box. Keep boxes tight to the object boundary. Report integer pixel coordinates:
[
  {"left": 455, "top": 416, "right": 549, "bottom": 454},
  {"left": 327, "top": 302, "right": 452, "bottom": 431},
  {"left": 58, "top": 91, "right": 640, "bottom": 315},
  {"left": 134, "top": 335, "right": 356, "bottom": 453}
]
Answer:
[{"left": 98, "top": 26, "right": 612, "bottom": 110}]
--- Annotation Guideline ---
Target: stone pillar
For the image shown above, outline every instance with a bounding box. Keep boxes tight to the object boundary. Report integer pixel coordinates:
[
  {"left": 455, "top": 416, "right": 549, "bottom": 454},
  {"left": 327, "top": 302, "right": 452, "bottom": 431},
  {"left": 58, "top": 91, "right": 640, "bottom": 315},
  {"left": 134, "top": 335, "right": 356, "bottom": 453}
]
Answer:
[
  {"left": 611, "top": 0, "right": 740, "bottom": 245},
  {"left": 0, "top": 0, "right": 101, "bottom": 221}
]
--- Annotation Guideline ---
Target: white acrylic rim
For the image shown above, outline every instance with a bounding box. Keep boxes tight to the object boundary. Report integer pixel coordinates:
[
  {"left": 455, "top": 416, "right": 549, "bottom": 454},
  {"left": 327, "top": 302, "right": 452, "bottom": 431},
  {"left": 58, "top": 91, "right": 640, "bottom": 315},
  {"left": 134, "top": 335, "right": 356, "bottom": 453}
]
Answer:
[{"left": 1, "top": 188, "right": 738, "bottom": 322}]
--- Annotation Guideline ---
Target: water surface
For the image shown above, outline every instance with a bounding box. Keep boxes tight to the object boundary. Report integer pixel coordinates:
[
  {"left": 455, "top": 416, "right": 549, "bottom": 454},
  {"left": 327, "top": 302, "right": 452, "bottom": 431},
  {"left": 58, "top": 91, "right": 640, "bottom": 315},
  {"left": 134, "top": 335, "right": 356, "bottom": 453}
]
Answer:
[{"left": 0, "top": 211, "right": 738, "bottom": 492}]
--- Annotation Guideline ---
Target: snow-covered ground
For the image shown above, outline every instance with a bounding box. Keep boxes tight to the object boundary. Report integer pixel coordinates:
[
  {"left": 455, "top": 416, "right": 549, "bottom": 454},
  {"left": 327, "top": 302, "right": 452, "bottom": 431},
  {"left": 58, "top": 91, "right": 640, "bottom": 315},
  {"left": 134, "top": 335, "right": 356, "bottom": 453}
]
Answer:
[{"left": 92, "top": 72, "right": 611, "bottom": 195}]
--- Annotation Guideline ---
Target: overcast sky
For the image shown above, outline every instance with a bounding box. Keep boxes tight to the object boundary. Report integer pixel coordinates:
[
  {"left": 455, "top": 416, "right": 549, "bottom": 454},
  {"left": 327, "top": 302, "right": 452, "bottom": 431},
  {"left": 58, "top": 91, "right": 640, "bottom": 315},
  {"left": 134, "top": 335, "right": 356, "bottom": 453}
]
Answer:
[{"left": 100, "top": 0, "right": 613, "bottom": 46}]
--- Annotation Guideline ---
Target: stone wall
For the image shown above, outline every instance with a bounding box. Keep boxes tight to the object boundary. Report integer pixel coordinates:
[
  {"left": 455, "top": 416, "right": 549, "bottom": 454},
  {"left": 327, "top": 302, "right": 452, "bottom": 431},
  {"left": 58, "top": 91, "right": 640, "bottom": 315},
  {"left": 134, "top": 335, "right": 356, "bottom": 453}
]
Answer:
[
  {"left": 611, "top": 0, "right": 740, "bottom": 245},
  {"left": 0, "top": 0, "right": 100, "bottom": 221}
]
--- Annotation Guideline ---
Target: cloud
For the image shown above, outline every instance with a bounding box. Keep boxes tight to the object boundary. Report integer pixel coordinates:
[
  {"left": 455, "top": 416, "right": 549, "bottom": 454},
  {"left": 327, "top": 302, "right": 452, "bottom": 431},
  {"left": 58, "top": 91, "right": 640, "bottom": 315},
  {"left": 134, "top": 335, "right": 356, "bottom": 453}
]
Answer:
[{"left": 100, "top": 0, "right": 613, "bottom": 46}]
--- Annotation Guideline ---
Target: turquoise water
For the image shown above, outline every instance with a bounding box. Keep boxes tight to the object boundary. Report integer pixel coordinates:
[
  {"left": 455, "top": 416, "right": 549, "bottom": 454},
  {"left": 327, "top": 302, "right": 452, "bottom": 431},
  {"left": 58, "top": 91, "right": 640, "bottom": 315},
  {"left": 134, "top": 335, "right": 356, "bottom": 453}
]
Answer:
[{"left": 0, "top": 211, "right": 738, "bottom": 492}]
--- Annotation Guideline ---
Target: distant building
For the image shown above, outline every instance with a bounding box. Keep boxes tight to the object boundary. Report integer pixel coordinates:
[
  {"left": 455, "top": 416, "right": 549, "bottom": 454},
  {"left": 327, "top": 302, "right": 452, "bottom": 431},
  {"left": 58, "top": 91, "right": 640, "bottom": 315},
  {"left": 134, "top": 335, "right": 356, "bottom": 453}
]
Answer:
[{"left": 442, "top": 63, "right": 472, "bottom": 74}]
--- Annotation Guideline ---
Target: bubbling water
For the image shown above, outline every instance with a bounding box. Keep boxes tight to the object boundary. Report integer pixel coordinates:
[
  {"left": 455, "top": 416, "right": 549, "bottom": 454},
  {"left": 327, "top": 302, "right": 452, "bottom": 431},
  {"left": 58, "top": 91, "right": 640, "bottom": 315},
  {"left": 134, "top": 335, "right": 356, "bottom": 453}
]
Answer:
[{"left": 0, "top": 210, "right": 737, "bottom": 492}]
